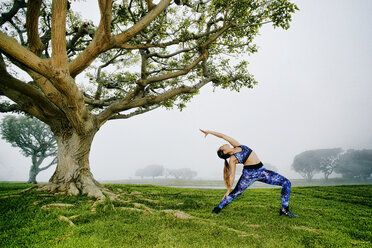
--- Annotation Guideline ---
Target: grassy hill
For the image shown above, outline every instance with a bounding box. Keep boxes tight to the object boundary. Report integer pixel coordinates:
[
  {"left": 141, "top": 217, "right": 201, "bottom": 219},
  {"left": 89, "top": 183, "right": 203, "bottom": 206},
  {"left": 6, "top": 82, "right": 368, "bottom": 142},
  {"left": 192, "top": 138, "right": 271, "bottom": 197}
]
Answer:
[{"left": 0, "top": 183, "right": 371, "bottom": 247}]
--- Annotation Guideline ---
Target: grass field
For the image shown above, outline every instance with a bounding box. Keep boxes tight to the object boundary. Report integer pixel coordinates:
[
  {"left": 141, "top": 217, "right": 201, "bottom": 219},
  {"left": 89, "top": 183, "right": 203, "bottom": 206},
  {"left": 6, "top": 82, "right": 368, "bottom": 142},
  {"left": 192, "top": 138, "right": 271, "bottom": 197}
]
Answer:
[{"left": 0, "top": 183, "right": 371, "bottom": 247}]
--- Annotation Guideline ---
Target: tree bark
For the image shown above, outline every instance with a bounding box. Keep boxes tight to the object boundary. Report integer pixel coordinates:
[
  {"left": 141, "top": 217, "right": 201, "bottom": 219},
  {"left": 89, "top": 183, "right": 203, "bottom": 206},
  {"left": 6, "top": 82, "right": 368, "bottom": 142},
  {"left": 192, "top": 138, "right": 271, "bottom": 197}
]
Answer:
[{"left": 42, "top": 125, "right": 107, "bottom": 199}]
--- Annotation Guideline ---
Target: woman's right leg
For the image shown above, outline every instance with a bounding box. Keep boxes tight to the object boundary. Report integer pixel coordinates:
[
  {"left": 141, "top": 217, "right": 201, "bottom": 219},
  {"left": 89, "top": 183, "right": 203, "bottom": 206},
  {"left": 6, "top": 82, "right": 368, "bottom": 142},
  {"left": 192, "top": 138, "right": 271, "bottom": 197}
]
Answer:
[{"left": 217, "top": 169, "right": 257, "bottom": 210}]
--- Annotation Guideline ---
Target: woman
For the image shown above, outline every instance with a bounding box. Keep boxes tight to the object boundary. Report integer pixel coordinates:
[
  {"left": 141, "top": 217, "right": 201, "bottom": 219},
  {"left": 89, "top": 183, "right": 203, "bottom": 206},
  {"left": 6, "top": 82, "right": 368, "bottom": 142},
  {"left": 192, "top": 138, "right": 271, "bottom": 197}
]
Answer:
[{"left": 200, "top": 129, "right": 298, "bottom": 217}]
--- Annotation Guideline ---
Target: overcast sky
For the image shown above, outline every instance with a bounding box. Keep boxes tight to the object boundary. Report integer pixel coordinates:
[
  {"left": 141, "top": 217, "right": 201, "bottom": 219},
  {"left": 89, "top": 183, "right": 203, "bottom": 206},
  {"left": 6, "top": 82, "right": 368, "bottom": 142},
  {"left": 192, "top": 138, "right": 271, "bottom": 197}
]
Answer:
[{"left": 1, "top": 0, "right": 372, "bottom": 182}]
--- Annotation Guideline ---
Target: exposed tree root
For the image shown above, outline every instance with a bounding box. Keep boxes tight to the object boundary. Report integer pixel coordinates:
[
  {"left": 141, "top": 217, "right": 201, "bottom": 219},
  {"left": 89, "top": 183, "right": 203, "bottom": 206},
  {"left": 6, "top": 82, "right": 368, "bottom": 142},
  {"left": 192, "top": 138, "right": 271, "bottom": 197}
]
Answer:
[
  {"left": 41, "top": 203, "right": 74, "bottom": 210},
  {"left": 19, "top": 185, "right": 39, "bottom": 194},
  {"left": 21, "top": 187, "right": 262, "bottom": 238},
  {"left": 0, "top": 195, "right": 22, "bottom": 199},
  {"left": 37, "top": 181, "right": 119, "bottom": 200},
  {"left": 0, "top": 185, "right": 40, "bottom": 199},
  {"left": 120, "top": 192, "right": 260, "bottom": 237},
  {"left": 58, "top": 216, "right": 75, "bottom": 226}
]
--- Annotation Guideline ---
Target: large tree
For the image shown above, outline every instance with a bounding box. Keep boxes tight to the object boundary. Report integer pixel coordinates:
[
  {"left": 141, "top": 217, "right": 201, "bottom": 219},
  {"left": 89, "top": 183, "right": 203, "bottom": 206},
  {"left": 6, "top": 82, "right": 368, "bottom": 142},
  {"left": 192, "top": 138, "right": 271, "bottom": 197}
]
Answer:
[
  {"left": 0, "top": 115, "right": 57, "bottom": 183},
  {"left": 0, "top": 0, "right": 298, "bottom": 198}
]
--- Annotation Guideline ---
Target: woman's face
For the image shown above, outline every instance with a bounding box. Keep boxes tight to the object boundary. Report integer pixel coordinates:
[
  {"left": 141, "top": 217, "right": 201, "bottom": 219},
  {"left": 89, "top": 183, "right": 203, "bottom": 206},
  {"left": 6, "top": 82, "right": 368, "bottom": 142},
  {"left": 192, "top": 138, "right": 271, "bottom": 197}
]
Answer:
[{"left": 218, "top": 144, "right": 231, "bottom": 154}]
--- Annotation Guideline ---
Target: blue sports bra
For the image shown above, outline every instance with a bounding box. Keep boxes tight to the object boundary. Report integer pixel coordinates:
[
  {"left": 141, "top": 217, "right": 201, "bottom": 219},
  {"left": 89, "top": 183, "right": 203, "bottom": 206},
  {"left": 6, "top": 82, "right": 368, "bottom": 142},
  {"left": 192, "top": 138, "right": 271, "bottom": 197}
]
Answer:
[{"left": 233, "top": 145, "right": 253, "bottom": 164}]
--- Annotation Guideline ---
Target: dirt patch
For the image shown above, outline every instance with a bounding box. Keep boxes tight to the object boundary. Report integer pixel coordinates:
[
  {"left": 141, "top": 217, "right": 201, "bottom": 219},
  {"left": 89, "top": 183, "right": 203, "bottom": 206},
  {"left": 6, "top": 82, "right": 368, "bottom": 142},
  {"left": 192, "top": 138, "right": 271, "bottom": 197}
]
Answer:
[
  {"left": 161, "top": 209, "right": 193, "bottom": 220},
  {"left": 143, "top": 209, "right": 152, "bottom": 216},
  {"left": 246, "top": 224, "right": 261, "bottom": 228},
  {"left": 292, "top": 225, "right": 320, "bottom": 232},
  {"left": 142, "top": 198, "right": 159, "bottom": 204}
]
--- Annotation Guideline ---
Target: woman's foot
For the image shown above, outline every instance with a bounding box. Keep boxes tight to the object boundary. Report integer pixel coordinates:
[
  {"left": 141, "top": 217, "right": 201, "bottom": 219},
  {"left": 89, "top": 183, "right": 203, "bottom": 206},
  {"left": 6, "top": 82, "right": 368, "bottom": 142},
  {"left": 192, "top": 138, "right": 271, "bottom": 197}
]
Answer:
[
  {"left": 212, "top": 206, "right": 221, "bottom": 214},
  {"left": 279, "top": 207, "right": 299, "bottom": 218}
]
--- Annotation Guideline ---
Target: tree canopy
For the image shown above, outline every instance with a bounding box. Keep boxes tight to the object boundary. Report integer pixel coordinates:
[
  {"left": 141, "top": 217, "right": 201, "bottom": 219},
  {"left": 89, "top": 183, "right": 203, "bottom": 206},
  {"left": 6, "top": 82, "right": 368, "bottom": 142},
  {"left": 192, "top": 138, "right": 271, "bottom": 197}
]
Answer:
[
  {"left": 0, "top": 0, "right": 298, "bottom": 197},
  {"left": 0, "top": 0, "right": 298, "bottom": 120}
]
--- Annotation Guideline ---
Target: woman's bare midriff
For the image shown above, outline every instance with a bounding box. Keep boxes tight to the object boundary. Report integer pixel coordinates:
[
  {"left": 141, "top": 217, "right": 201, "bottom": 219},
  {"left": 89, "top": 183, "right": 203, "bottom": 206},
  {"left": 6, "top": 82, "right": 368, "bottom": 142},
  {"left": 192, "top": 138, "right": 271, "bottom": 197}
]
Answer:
[{"left": 244, "top": 151, "right": 261, "bottom": 166}]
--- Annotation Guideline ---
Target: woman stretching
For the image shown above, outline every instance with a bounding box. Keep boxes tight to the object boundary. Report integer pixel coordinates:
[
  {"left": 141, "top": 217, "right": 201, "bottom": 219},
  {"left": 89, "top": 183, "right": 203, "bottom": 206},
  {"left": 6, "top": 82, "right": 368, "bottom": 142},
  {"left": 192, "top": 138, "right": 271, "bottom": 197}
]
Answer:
[{"left": 200, "top": 129, "right": 298, "bottom": 217}]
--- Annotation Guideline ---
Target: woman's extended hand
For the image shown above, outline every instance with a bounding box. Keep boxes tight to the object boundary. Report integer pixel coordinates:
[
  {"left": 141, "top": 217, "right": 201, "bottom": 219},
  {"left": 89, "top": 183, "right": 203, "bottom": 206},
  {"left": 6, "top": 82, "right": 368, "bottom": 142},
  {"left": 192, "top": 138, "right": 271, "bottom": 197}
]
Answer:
[
  {"left": 222, "top": 190, "right": 230, "bottom": 200},
  {"left": 199, "top": 129, "right": 209, "bottom": 137}
]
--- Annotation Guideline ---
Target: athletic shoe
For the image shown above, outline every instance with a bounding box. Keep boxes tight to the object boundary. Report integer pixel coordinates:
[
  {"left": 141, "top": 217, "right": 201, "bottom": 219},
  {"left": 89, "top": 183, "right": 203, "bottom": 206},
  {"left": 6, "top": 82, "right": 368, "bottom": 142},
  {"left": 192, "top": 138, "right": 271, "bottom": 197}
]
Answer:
[
  {"left": 212, "top": 206, "right": 221, "bottom": 214},
  {"left": 279, "top": 208, "right": 299, "bottom": 218}
]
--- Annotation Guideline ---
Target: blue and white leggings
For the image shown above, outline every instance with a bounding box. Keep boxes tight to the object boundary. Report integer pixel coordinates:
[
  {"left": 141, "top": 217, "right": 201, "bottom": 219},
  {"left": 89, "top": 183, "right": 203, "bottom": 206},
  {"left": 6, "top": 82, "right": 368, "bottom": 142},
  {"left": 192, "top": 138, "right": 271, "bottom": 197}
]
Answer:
[{"left": 218, "top": 167, "right": 291, "bottom": 210}]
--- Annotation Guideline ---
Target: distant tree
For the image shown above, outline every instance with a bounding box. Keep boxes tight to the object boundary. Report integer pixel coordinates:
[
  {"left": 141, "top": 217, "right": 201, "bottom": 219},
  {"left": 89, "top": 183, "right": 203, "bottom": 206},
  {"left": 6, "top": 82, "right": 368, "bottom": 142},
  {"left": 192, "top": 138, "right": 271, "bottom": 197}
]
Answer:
[
  {"left": 134, "top": 168, "right": 145, "bottom": 179},
  {"left": 167, "top": 168, "right": 197, "bottom": 180},
  {"left": 263, "top": 162, "right": 279, "bottom": 172},
  {"left": 335, "top": 149, "right": 372, "bottom": 180},
  {"left": 135, "top": 164, "right": 164, "bottom": 179},
  {"left": 291, "top": 148, "right": 342, "bottom": 181},
  {"left": 0, "top": 115, "right": 57, "bottom": 183},
  {"left": 319, "top": 150, "right": 344, "bottom": 180},
  {"left": 167, "top": 168, "right": 181, "bottom": 179}
]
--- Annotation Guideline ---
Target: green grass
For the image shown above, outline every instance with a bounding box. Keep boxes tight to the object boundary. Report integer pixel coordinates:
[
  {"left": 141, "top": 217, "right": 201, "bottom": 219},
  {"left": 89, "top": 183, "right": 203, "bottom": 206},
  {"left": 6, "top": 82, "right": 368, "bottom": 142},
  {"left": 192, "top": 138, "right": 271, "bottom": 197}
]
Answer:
[{"left": 0, "top": 182, "right": 371, "bottom": 247}]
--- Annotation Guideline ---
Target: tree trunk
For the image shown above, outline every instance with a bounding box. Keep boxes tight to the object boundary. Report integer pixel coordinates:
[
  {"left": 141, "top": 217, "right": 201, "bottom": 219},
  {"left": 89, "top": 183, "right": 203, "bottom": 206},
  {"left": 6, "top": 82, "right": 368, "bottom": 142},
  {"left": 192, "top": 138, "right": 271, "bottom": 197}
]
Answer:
[
  {"left": 324, "top": 173, "right": 329, "bottom": 181},
  {"left": 41, "top": 127, "right": 107, "bottom": 199},
  {"left": 28, "top": 165, "right": 38, "bottom": 184}
]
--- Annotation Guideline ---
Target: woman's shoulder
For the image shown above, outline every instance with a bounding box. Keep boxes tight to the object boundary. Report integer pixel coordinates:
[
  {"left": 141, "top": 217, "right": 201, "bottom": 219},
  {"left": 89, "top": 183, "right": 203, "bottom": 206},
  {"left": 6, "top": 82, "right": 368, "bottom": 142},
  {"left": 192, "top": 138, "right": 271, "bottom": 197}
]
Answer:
[{"left": 238, "top": 144, "right": 251, "bottom": 150}]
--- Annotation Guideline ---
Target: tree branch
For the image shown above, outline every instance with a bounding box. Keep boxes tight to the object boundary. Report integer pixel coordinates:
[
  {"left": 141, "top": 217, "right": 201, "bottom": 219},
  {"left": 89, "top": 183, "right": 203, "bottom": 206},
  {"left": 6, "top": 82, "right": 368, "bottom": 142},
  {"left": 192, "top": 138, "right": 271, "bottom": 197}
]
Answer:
[
  {"left": 124, "top": 77, "right": 213, "bottom": 110},
  {"left": 66, "top": 25, "right": 95, "bottom": 52},
  {"left": 98, "top": 0, "right": 113, "bottom": 38},
  {"left": 138, "top": 53, "right": 206, "bottom": 86},
  {"left": 114, "top": 0, "right": 171, "bottom": 44},
  {"left": 67, "top": 0, "right": 114, "bottom": 78},
  {"left": 0, "top": 31, "right": 51, "bottom": 77},
  {"left": 149, "top": 48, "right": 194, "bottom": 59},
  {"left": 68, "top": 0, "right": 171, "bottom": 78},
  {"left": 84, "top": 96, "right": 114, "bottom": 108},
  {"left": 0, "top": 54, "right": 61, "bottom": 122},
  {"left": 201, "top": 23, "right": 235, "bottom": 49},
  {"left": 109, "top": 105, "right": 160, "bottom": 120},
  {"left": 8, "top": 19, "right": 26, "bottom": 45},
  {"left": 116, "top": 26, "right": 221, "bottom": 50},
  {"left": 147, "top": 0, "right": 156, "bottom": 11},
  {"left": 39, "top": 157, "right": 57, "bottom": 172},
  {"left": 0, "top": 102, "right": 23, "bottom": 113},
  {"left": 96, "top": 50, "right": 206, "bottom": 125},
  {"left": 94, "top": 50, "right": 124, "bottom": 100},
  {"left": 26, "top": 0, "right": 44, "bottom": 56},
  {"left": 0, "top": 0, "right": 27, "bottom": 26},
  {"left": 51, "top": 0, "right": 68, "bottom": 68}
]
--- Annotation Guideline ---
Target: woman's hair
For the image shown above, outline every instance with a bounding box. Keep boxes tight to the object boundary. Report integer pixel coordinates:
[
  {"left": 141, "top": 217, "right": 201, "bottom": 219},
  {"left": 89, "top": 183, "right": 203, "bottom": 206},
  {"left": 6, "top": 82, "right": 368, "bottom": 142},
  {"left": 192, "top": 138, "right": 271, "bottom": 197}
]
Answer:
[
  {"left": 217, "top": 150, "right": 230, "bottom": 160},
  {"left": 217, "top": 150, "right": 232, "bottom": 189}
]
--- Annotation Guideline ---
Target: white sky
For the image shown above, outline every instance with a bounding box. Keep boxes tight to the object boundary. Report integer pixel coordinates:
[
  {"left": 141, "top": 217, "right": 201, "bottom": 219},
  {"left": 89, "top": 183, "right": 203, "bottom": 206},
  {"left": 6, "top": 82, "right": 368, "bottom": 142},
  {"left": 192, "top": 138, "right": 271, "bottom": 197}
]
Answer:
[{"left": 1, "top": 0, "right": 372, "bottom": 182}]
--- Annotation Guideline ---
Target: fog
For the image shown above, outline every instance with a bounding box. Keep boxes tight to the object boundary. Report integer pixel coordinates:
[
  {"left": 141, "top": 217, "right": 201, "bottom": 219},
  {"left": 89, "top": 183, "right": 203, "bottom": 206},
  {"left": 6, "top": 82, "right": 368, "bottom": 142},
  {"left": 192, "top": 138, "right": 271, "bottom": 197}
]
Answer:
[{"left": 1, "top": 0, "right": 372, "bottom": 182}]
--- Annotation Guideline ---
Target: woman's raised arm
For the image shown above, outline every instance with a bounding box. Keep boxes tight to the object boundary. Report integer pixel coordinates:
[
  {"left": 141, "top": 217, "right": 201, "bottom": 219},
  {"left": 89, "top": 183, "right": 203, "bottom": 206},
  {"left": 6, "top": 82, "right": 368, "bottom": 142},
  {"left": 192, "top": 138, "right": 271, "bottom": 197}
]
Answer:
[{"left": 199, "top": 129, "right": 241, "bottom": 147}]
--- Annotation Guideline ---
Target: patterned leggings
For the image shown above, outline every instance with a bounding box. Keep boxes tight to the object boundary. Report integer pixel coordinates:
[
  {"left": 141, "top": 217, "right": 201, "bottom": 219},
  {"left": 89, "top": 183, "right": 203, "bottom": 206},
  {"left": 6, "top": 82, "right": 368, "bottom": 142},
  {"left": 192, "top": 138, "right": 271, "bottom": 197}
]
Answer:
[{"left": 218, "top": 167, "right": 291, "bottom": 210}]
